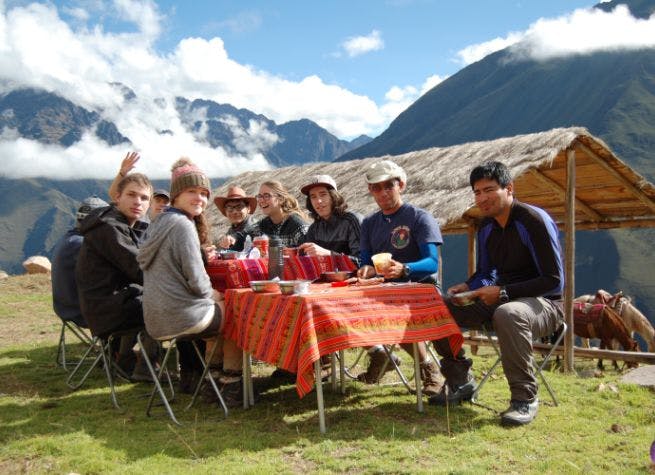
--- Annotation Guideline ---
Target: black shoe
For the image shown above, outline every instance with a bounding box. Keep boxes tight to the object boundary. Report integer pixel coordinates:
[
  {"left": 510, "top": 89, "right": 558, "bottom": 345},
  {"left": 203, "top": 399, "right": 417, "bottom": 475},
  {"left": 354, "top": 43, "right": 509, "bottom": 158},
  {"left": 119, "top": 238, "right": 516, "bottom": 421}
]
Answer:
[
  {"left": 202, "top": 380, "right": 243, "bottom": 408},
  {"left": 270, "top": 368, "right": 296, "bottom": 383},
  {"left": 428, "top": 376, "right": 476, "bottom": 406},
  {"left": 179, "top": 369, "right": 201, "bottom": 394}
]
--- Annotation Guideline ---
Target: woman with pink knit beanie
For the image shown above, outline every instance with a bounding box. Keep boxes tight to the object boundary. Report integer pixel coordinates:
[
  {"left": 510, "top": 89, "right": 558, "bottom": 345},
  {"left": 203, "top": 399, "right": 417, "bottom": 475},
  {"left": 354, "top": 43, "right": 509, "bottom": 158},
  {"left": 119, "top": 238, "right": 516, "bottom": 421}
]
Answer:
[{"left": 137, "top": 158, "right": 241, "bottom": 406}]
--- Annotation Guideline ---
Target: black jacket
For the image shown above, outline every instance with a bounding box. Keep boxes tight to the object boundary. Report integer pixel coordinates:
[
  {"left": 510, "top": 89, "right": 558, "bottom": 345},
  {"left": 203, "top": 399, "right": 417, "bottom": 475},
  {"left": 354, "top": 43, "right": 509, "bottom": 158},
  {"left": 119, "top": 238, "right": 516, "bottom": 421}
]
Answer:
[{"left": 75, "top": 206, "right": 147, "bottom": 336}]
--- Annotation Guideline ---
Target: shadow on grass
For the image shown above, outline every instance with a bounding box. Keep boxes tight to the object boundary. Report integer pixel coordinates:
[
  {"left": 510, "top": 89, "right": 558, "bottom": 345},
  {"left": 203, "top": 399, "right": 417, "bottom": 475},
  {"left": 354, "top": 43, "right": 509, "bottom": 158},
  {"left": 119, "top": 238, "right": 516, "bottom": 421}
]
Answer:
[{"left": 0, "top": 343, "right": 512, "bottom": 461}]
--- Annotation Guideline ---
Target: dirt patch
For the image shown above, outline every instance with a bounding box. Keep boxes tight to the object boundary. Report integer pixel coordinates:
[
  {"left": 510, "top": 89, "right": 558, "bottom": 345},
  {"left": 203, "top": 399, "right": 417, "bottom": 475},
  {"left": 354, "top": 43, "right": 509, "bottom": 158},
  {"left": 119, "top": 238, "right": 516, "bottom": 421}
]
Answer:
[{"left": 0, "top": 274, "right": 61, "bottom": 349}]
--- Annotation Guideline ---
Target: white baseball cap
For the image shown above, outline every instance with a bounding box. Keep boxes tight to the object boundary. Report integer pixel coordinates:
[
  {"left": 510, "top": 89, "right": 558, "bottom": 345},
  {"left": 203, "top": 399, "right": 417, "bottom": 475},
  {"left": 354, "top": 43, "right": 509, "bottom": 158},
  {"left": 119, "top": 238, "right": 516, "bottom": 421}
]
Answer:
[{"left": 365, "top": 160, "right": 407, "bottom": 184}]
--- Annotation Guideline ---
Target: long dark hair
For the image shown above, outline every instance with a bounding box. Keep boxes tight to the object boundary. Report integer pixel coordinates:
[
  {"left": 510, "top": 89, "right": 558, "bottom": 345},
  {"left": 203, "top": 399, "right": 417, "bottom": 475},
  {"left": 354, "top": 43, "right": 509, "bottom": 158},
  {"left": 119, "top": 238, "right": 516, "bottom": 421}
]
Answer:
[{"left": 305, "top": 188, "right": 348, "bottom": 221}]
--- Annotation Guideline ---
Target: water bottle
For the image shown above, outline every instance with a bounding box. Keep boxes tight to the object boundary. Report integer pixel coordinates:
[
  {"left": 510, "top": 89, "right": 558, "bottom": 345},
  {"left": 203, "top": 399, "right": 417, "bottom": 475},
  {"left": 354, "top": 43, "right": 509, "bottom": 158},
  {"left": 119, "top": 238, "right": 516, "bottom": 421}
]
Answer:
[{"left": 268, "top": 236, "right": 284, "bottom": 279}]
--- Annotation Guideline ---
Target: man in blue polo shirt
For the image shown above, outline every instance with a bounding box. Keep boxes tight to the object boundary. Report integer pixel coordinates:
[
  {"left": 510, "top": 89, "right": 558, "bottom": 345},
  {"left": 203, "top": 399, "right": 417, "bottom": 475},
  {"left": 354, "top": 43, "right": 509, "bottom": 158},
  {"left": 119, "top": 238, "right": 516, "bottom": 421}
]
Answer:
[
  {"left": 357, "top": 159, "right": 444, "bottom": 396},
  {"left": 430, "top": 161, "right": 564, "bottom": 427}
]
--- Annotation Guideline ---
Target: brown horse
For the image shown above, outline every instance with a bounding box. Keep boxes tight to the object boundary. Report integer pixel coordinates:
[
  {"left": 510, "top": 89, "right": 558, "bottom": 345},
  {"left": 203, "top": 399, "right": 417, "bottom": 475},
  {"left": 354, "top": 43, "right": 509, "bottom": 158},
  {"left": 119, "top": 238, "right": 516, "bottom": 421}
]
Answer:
[
  {"left": 573, "top": 302, "right": 639, "bottom": 370},
  {"left": 592, "top": 290, "right": 655, "bottom": 352}
]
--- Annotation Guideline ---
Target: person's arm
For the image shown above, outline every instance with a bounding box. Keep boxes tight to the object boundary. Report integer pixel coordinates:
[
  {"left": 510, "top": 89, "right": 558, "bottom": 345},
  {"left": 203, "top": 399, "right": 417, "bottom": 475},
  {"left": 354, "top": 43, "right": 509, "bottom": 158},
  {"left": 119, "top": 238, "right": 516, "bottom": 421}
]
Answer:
[
  {"left": 505, "top": 212, "right": 563, "bottom": 299},
  {"left": 466, "top": 222, "right": 497, "bottom": 290},
  {"left": 108, "top": 152, "right": 140, "bottom": 203},
  {"left": 177, "top": 222, "right": 214, "bottom": 299}
]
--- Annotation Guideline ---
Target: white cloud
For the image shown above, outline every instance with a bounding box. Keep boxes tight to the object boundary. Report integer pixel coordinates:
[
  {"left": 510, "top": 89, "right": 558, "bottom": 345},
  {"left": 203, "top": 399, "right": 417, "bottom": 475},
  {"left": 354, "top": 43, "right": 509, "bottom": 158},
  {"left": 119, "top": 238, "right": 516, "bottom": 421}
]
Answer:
[
  {"left": 0, "top": 1, "right": 397, "bottom": 178},
  {"left": 341, "top": 30, "right": 384, "bottom": 58},
  {"left": 457, "top": 5, "right": 655, "bottom": 66}
]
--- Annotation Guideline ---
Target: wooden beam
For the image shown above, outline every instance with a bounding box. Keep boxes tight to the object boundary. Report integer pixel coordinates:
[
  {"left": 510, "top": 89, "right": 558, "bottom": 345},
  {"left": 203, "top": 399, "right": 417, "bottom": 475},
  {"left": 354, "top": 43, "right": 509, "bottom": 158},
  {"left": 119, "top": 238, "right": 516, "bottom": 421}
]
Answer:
[
  {"left": 576, "top": 141, "right": 655, "bottom": 214},
  {"left": 564, "top": 148, "right": 576, "bottom": 372},
  {"left": 463, "top": 334, "right": 655, "bottom": 364},
  {"left": 528, "top": 168, "right": 603, "bottom": 221}
]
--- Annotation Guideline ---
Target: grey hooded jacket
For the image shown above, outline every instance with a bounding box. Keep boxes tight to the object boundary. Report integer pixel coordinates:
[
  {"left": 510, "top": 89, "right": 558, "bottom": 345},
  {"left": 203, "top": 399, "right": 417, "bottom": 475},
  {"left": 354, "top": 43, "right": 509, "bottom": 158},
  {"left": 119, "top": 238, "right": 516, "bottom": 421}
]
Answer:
[{"left": 137, "top": 208, "right": 215, "bottom": 340}]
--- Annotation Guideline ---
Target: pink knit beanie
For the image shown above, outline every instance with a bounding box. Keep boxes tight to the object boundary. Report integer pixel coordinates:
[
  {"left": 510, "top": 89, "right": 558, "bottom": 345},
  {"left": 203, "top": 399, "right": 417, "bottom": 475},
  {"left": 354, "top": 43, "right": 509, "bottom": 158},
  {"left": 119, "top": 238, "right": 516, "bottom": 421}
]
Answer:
[{"left": 170, "top": 157, "right": 211, "bottom": 201}]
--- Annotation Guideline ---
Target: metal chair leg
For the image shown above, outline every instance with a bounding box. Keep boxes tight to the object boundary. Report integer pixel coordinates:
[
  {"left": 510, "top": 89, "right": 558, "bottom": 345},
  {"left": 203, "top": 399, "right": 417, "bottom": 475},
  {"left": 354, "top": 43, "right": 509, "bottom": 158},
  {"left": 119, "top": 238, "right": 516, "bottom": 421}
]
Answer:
[
  {"left": 139, "top": 333, "right": 180, "bottom": 425},
  {"left": 187, "top": 339, "right": 228, "bottom": 418}
]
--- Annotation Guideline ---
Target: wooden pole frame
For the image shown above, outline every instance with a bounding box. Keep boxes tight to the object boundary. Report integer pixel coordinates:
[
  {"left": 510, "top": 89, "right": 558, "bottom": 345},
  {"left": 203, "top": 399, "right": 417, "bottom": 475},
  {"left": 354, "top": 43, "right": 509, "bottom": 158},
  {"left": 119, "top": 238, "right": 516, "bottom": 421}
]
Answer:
[{"left": 563, "top": 148, "right": 576, "bottom": 372}]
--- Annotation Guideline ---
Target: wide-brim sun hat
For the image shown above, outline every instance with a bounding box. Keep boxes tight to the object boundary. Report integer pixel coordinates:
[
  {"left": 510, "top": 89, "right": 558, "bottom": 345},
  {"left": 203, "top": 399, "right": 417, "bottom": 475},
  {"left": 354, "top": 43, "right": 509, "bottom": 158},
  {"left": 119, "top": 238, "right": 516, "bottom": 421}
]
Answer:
[
  {"left": 214, "top": 185, "right": 258, "bottom": 216},
  {"left": 300, "top": 174, "right": 338, "bottom": 195}
]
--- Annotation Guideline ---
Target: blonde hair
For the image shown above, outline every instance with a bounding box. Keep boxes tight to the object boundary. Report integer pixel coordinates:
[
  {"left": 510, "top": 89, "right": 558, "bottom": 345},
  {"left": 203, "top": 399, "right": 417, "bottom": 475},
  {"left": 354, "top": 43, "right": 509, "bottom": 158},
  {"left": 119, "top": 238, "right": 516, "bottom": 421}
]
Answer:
[{"left": 261, "top": 180, "right": 309, "bottom": 222}]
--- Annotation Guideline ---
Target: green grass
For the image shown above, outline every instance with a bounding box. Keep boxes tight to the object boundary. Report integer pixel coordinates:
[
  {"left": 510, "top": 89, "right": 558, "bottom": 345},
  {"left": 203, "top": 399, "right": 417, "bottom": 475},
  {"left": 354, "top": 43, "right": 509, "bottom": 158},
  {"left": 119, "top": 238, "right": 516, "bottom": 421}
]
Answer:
[{"left": 1, "top": 275, "right": 654, "bottom": 474}]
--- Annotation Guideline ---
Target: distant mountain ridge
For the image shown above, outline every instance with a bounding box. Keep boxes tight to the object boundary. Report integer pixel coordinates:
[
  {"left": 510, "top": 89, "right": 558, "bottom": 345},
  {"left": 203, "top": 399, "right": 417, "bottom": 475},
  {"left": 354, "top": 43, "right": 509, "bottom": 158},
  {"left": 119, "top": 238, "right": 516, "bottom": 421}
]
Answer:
[{"left": 0, "top": 87, "right": 371, "bottom": 273}]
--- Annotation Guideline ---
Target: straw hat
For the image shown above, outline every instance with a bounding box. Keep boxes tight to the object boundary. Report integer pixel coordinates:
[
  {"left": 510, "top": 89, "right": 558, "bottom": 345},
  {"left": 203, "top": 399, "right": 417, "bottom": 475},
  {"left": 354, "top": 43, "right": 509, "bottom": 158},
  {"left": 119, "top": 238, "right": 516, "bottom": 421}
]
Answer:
[{"left": 213, "top": 185, "right": 258, "bottom": 216}]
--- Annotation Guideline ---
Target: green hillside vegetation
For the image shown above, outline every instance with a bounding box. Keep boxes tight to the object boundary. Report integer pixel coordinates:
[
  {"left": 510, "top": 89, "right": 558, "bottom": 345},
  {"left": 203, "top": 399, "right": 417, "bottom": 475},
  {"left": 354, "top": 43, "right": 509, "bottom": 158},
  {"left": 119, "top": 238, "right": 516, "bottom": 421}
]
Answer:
[{"left": 1, "top": 274, "right": 654, "bottom": 473}]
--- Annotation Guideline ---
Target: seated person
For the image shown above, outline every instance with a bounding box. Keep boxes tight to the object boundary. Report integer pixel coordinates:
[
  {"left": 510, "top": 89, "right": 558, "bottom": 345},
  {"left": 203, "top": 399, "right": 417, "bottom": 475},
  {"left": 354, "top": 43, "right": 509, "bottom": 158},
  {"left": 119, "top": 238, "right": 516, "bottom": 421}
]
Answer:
[
  {"left": 52, "top": 195, "right": 109, "bottom": 328},
  {"left": 138, "top": 158, "right": 242, "bottom": 403},
  {"left": 357, "top": 160, "right": 444, "bottom": 396},
  {"left": 150, "top": 189, "right": 170, "bottom": 219},
  {"left": 255, "top": 180, "right": 309, "bottom": 248},
  {"left": 76, "top": 170, "right": 159, "bottom": 381},
  {"left": 298, "top": 174, "right": 362, "bottom": 267},
  {"left": 214, "top": 184, "right": 259, "bottom": 252},
  {"left": 430, "top": 161, "right": 564, "bottom": 427}
]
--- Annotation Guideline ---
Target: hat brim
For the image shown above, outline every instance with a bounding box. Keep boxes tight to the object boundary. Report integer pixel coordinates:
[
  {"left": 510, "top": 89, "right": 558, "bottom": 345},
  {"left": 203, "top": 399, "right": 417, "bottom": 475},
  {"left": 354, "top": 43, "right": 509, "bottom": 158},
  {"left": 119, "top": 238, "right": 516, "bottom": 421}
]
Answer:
[
  {"left": 300, "top": 182, "right": 336, "bottom": 195},
  {"left": 213, "top": 196, "right": 257, "bottom": 216},
  {"left": 366, "top": 173, "right": 401, "bottom": 184}
]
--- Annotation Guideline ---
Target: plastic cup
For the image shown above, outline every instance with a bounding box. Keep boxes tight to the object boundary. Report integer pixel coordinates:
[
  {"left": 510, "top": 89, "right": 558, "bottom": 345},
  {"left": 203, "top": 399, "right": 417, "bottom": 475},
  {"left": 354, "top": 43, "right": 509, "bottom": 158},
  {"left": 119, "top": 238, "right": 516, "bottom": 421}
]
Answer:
[
  {"left": 253, "top": 236, "right": 269, "bottom": 257},
  {"left": 371, "top": 253, "right": 392, "bottom": 275}
]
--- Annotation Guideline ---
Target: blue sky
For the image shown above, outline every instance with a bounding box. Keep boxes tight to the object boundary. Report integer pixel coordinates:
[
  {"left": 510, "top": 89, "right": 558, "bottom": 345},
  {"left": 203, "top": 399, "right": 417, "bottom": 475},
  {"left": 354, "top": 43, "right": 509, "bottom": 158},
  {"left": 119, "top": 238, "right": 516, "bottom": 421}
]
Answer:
[{"left": 2, "top": 0, "right": 654, "bottom": 178}]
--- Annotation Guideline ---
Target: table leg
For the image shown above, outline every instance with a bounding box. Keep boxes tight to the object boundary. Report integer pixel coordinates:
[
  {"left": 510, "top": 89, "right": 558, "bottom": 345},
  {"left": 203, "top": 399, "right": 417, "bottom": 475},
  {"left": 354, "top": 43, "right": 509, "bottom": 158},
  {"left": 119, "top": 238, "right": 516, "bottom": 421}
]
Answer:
[
  {"left": 330, "top": 353, "right": 337, "bottom": 392},
  {"left": 247, "top": 353, "right": 254, "bottom": 406},
  {"left": 339, "top": 350, "right": 345, "bottom": 395},
  {"left": 315, "top": 359, "right": 326, "bottom": 434},
  {"left": 242, "top": 350, "right": 249, "bottom": 409},
  {"left": 413, "top": 343, "right": 424, "bottom": 413}
]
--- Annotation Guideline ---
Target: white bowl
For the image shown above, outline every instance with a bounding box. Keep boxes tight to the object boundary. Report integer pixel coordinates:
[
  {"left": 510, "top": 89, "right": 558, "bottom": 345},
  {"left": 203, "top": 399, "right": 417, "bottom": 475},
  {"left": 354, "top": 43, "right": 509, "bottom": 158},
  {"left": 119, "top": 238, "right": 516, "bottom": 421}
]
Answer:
[{"left": 250, "top": 280, "right": 280, "bottom": 293}]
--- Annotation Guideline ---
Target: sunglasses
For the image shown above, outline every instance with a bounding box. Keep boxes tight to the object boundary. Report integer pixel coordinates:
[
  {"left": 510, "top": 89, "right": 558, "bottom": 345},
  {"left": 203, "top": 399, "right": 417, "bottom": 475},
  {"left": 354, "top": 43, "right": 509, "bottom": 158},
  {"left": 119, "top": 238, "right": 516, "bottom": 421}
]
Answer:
[
  {"left": 225, "top": 203, "right": 247, "bottom": 212},
  {"left": 368, "top": 180, "right": 399, "bottom": 193}
]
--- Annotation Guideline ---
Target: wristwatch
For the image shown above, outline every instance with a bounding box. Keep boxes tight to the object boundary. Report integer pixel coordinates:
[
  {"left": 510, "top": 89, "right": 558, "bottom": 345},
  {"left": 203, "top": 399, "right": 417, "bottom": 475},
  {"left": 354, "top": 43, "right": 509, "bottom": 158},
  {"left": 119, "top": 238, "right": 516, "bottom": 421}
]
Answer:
[
  {"left": 499, "top": 286, "right": 510, "bottom": 304},
  {"left": 401, "top": 264, "right": 411, "bottom": 278}
]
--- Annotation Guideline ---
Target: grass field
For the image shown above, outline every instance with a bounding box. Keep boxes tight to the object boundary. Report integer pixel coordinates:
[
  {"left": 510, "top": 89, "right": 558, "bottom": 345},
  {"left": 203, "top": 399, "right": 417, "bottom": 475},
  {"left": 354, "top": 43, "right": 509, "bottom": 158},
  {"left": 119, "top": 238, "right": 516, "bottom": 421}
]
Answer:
[{"left": 1, "top": 274, "right": 654, "bottom": 474}]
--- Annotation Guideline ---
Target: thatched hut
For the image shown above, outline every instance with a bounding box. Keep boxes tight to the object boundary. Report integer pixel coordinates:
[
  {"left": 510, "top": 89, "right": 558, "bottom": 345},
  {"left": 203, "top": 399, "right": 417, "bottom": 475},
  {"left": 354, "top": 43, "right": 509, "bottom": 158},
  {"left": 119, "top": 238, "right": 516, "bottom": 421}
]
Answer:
[{"left": 208, "top": 126, "right": 655, "bottom": 369}]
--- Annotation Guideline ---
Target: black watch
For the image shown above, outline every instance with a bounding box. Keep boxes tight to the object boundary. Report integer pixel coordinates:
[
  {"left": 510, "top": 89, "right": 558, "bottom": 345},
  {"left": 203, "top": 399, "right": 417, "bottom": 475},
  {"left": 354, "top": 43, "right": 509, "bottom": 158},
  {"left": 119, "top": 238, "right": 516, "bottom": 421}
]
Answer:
[
  {"left": 402, "top": 264, "right": 411, "bottom": 278},
  {"left": 499, "top": 286, "right": 510, "bottom": 303}
]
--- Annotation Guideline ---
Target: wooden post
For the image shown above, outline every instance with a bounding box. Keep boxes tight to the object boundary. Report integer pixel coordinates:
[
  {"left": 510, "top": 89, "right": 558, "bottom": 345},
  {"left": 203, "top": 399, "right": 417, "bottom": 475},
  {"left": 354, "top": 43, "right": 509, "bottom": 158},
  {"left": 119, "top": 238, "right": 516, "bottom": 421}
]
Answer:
[
  {"left": 564, "top": 148, "right": 576, "bottom": 372},
  {"left": 467, "top": 223, "right": 479, "bottom": 355}
]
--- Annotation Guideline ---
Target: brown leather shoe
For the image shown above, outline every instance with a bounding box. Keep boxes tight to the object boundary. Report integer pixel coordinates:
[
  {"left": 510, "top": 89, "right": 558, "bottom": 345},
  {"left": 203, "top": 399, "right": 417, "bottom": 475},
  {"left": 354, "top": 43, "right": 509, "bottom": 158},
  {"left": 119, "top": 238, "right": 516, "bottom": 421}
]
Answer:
[{"left": 420, "top": 360, "right": 445, "bottom": 396}]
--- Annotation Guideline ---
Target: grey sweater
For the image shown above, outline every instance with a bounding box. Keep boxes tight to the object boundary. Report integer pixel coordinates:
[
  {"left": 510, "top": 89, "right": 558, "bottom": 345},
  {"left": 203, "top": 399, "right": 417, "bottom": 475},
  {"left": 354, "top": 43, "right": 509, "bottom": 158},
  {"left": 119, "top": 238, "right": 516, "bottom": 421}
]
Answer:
[{"left": 137, "top": 209, "right": 214, "bottom": 340}]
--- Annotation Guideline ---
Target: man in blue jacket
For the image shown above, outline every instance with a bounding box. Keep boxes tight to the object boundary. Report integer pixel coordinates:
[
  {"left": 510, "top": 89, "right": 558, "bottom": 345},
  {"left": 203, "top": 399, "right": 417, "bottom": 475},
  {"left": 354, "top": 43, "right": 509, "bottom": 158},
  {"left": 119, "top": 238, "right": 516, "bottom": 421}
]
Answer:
[
  {"left": 51, "top": 196, "right": 109, "bottom": 327},
  {"left": 430, "top": 161, "right": 564, "bottom": 427}
]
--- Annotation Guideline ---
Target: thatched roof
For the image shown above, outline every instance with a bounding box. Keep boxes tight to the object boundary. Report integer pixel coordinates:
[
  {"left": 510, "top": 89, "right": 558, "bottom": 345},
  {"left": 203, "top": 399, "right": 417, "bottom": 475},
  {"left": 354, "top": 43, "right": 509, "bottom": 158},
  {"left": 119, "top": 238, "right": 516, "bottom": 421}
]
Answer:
[{"left": 208, "top": 126, "right": 655, "bottom": 236}]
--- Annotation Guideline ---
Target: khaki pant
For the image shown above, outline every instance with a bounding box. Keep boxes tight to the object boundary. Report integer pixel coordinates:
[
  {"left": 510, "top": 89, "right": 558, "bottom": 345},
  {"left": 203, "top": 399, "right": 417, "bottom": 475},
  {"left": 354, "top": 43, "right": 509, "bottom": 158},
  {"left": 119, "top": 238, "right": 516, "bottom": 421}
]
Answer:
[{"left": 433, "top": 296, "right": 562, "bottom": 401}]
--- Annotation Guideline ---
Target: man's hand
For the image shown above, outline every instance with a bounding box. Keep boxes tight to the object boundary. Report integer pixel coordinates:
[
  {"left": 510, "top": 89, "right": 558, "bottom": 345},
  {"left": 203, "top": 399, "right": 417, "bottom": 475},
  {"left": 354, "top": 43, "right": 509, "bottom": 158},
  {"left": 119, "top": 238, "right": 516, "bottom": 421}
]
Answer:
[
  {"left": 476, "top": 285, "right": 502, "bottom": 306},
  {"left": 447, "top": 282, "right": 469, "bottom": 295},
  {"left": 218, "top": 235, "right": 236, "bottom": 249},
  {"left": 382, "top": 259, "right": 404, "bottom": 280},
  {"left": 120, "top": 151, "right": 140, "bottom": 177},
  {"left": 298, "top": 242, "right": 330, "bottom": 256},
  {"left": 357, "top": 265, "right": 376, "bottom": 279}
]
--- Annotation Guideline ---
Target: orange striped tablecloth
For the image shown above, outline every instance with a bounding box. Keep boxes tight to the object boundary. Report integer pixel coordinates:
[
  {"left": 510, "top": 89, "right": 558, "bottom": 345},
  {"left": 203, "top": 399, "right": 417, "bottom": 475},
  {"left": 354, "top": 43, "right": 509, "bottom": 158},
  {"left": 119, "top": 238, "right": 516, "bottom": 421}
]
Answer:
[
  {"left": 206, "top": 255, "right": 357, "bottom": 291},
  {"left": 224, "top": 282, "right": 463, "bottom": 398}
]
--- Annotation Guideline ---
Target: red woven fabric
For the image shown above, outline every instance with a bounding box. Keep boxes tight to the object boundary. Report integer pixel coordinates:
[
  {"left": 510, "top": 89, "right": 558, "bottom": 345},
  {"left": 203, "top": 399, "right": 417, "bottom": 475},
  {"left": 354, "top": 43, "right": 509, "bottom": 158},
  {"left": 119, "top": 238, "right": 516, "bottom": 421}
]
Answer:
[
  {"left": 206, "top": 255, "right": 357, "bottom": 291},
  {"left": 224, "top": 282, "right": 463, "bottom": 398}
]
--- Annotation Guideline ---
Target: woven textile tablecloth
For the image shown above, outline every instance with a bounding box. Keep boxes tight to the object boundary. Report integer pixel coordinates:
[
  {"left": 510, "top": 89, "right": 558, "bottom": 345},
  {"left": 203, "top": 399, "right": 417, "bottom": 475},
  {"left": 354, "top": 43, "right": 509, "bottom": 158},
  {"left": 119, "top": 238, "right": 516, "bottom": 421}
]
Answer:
[
  {"left": 206, "top": 255, "right": 357, "bottom": 291},
  {"left": 224, "top": 282, "right": 463, "bottom": 397}
]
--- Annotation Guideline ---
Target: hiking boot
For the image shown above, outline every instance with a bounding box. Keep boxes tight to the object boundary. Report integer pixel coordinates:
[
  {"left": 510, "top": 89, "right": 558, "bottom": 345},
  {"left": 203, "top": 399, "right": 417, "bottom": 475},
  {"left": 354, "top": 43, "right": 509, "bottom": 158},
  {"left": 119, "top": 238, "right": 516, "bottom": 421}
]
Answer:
[
  {"left": 500, "top": 398, "right": 539, "bottom": 427},
  {"left": 428, "top": 375, "right": 476, "bottom": 406},
  {"left": 420, "top": 360, "right": 445, "bottom": 397},
  {"left": 428, "top": 356, "right": 475, "bottom": 406},
  {"left": 357, "top": 349, "right": 401, "bottom": 384},
  {"left": 270, "top": 368, "right": 296, "bottom": 383},
  {"left": 202, "top": 379, "right": 243, "bottom": 408}
]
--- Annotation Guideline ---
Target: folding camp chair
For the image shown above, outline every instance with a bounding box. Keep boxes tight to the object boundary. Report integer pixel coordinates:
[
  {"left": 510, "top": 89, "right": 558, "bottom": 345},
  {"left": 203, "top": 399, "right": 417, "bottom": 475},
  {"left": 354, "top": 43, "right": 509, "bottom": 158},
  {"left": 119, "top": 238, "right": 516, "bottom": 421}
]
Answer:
[
  {"left": 136, "top": 331, "right": 228, "bottom": 425},
  {"left": 55, "top": 319, "right": 98, "bottom": 372},
  {"left": 471, "top": 321, "right": 568, "bottom": 408}
]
